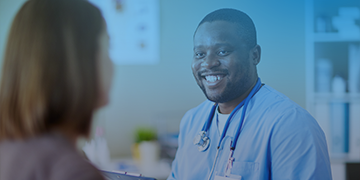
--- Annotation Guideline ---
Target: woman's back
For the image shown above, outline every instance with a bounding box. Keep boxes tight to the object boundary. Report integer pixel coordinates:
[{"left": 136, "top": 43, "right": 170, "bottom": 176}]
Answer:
[{"left": 0, "top": 133, "right": 104, "bottom": 180}]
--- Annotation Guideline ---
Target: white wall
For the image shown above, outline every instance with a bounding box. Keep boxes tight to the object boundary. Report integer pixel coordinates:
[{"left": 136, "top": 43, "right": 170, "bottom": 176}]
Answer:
[
  {"left": 0, "top": 0, "right": 26, "bottom": 67},
  {"left": 0, "top": 0, "right": 306, "bottom": 158}
]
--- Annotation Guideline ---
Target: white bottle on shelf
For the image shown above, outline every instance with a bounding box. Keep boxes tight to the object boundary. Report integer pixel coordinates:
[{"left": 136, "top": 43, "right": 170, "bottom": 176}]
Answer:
[
  {"left": 316, "top": 58, "right": 333, "bottom": 93},
  {"left": 332, "top": 75, "right": 347, "bottom": 95},
  {"left": 348, "top": 44, "right": 360, "bottom": 93}
]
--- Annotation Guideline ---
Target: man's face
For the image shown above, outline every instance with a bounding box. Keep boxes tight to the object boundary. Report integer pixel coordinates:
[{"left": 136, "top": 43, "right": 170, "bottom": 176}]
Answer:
[{"left": 192, "top": 21, "right": 255, "bottom": 103}]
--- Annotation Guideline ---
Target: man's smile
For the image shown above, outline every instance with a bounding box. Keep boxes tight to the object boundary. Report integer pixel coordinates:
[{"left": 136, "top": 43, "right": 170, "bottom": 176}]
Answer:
[
  {"left": 200, "top": 72, "right": 227, "bottom": 88},
  {"left": 204, "top": 75, "right": 224, "bottom": 82}
]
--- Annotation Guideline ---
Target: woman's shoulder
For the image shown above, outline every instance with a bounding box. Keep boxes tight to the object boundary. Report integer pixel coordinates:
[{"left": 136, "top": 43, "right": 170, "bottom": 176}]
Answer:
[
  {"left": 40, "top": 133, "right": 105, "bottom": 180},
  {"left": 0, "top": 133, "right": 104, "bottom": 180}
]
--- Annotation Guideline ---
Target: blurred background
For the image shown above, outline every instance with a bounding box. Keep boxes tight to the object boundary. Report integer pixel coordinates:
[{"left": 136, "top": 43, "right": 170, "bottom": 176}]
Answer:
[
  {"left": 1, "top": 0, "right": 359, "bottom": 179},
  {"left": 0, "top": 0, "right": 307, "bottom": 158}
]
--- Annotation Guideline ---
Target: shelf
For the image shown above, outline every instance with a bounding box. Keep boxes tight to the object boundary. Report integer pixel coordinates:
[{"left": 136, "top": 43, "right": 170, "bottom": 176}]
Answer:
[
  {"left": 314, "top": 93, "right": 360, "bottom": 103},
  {"left": 314, "top": 33, "right": 360, "bottom": 42},
  {"left": 307, "top": 2, "right": 360, "bottom": 179},
  {"left": 331, "top": 157, "right": 360, "bottom": 164}
]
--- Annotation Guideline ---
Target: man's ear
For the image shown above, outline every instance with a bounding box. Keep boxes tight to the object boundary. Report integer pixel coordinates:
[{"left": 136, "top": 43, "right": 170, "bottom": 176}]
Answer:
[{"left": 251, "top": 45, "right": 261, "bottom": 65}]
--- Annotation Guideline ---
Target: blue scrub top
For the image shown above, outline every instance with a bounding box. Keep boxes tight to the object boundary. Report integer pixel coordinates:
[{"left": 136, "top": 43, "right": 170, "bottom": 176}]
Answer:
[{"left": 168, "top": 85, "right": 332, "bottom": 180}]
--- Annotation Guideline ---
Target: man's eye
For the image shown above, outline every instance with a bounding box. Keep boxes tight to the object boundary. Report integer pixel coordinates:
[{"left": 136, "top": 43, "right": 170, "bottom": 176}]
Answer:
[
  {"left": 195, "top": 52, "right": 205, "bottom": 58},
  {"left": 218, "top": 50, "right": 229, "bottom": 56}
]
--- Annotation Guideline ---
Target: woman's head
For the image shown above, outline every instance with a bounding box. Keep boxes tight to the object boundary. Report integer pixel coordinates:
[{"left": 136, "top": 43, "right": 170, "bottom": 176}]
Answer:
[{"left": 0, "top": 0, "right": 113, "bottom": 140}]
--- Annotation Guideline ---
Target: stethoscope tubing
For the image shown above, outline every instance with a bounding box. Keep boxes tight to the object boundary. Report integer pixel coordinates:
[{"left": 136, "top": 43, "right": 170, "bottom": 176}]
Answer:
[
  {"left": 202, "top": 78, "right": 262, "bottom": 180},
  {"left": 231, "top": 79, "right": 262, "bottom": 149},
  {"left": 201, "top": 78, "right": 262, "bottom": 150}
]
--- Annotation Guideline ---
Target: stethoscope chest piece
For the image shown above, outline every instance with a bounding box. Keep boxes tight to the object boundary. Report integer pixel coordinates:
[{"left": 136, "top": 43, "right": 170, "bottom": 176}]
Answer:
[{"left": 193, "top": 131, "right": 210, "bottom": 152}]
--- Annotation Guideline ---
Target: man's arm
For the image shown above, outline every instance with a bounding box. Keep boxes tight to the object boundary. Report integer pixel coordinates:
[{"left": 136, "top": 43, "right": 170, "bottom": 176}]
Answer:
[
  {"left": 270, "top": 108, "right": 332, "bottom": 180},
  {"left": 167, "top": 111, "right": 192, "bottom": 180}
]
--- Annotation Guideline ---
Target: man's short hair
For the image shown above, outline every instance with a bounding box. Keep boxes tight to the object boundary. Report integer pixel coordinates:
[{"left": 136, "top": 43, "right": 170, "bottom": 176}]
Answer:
[{"left": 196, "top": 8, "right": 257, "bottom": 49}]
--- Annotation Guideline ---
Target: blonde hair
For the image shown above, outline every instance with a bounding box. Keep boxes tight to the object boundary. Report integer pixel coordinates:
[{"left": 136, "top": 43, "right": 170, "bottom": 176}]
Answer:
[{"left": 0, "top": 0, "right": 104, "bottom": 140}]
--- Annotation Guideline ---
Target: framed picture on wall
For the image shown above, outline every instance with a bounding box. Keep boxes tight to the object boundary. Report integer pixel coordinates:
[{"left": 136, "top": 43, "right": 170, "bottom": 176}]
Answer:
[{"left": 89, "top": 0, "right": 160, "bottom": 65}]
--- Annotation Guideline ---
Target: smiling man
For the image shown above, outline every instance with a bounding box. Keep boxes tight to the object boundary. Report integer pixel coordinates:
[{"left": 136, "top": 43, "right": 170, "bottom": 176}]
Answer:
[{"left": 167, "top": 8, "right": 332, "bottom": 180}]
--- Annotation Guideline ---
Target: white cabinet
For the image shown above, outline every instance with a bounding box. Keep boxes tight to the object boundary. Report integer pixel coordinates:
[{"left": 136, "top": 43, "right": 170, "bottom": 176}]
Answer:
[{"left": 305, "top": 0, "right": 360, "bottom": 179}]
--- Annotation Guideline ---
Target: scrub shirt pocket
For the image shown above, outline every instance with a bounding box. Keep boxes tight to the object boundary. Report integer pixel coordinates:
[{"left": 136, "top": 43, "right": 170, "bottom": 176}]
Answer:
[{"left": 229, "top": 161, "right": 259, "bottom": 180}]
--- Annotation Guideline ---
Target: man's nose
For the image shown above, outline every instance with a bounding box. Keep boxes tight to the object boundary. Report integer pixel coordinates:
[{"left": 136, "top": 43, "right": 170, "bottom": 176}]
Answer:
[{"left": 201, "top": 54, "right": 220, "bottom": 69}]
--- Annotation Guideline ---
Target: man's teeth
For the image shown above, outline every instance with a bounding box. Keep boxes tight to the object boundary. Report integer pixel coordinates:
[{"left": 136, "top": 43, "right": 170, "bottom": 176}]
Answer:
[{"left": 205, "top": 75, "right": 223, "bottom": 82}]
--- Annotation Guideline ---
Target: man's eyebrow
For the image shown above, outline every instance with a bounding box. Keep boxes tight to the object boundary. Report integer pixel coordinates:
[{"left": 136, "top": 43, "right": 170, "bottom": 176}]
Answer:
[
  {"left": 194, "top": 43, "right": 232, "bottom": 50},
  {"left": 193, "top": 45, "right": 204, "bottom": 50},
  {"left": 214, "top": 43, "right": 232, "bottom": 47}
]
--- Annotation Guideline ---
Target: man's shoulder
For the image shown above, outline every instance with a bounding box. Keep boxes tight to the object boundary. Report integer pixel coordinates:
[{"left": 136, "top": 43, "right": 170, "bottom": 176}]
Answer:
[
  {"left": 256, "top": 85, "right": 306, "bottom": 113},
  {"left": 257, "top": 85, "right": 322, "bottom": 133},
  {"left": 254, "top": 85, "right": 317, "bottom": 126},
  {"left": 257, "top": 85, "right": 294, "bottom": 104}
]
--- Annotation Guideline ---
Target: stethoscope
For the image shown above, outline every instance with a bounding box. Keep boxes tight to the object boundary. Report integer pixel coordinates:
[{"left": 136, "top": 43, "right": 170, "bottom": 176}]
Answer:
[{"left": 193, "top": 78, "right": 262, "bottom": 180}]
